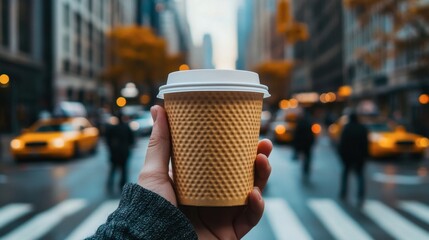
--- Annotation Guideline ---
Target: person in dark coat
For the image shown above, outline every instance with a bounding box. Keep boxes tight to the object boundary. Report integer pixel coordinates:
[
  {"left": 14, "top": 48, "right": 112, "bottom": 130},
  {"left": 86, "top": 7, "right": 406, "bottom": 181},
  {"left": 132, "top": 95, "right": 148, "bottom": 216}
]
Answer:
[
  {"left": 105, "top": 112, "right": 135, "bottom": 191},
  {"left": 338, "top": 112, "right": 369, "bottom": 203},
  {"left": 292, "top": 111, "right": 315, "bottom": 180}
]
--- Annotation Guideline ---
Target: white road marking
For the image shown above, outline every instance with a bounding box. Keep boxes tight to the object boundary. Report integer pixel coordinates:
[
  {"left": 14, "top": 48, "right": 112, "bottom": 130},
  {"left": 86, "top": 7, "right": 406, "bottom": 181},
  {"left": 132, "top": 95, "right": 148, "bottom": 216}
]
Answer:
[
  {"left": 372, "top": 173, "right": 424, "bottom": 185},
  {"left": 400, "top": 201, "right": 429, "bottom": 225},
  {"left": 363, "top": 200, "right": 429, "bottom": 240},
  {"left": 1, "top": 199, "right": 87, "bottom": 240},
  {"left": 265, "top": 198, "right": 313, "bottom": 240},
  {"left": 0, "top": 204, "right": 32, "bottom": 229},
  {"left": 309, "top": 199, "right": 373, "bottom": 240},
  {"left": 65, "top": 200, "right": 119, "bottom": 240}
]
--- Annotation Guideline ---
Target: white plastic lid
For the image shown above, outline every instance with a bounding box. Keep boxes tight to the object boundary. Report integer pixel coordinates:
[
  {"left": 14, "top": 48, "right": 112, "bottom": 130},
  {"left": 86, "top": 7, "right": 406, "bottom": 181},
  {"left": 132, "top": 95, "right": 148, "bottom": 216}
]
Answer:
[{"left": 157, "top": 69, "right": 270, "bottom": 99}]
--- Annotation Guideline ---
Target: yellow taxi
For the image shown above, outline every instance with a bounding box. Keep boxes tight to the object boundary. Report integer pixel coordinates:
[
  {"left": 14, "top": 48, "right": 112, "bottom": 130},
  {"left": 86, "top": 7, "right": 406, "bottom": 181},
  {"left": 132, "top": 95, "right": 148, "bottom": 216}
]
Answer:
[
  {"left": 10, "top": 117, "right": 99, "bottom": 160},
  {"left": 329, "top": 116, "right": 429, "bottom": 158}
]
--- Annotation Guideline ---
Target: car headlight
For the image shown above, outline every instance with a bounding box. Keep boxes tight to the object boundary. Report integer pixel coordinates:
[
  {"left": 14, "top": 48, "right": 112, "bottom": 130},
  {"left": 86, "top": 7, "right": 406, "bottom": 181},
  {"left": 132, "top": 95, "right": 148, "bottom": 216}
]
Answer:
[
  {"left": 52, "top": 138, "right": 65, "bottom": 148},
  {"left": 129, "top": 121, "right": 140, "bottom": 131},
  {"left": 416, "top": 138, "right": 429, "bottom": 148},
  {"left": 369, "top": 133, "right": 381, "bottom": 142},
  {"left": 10, "top": 139, "right": 23, "bottom": 149}
]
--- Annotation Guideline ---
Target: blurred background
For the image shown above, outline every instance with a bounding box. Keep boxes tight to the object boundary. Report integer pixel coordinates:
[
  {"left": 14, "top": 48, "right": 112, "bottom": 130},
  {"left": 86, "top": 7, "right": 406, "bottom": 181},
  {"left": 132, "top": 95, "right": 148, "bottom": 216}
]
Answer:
[{"left": 1, "top": 0, "right": 429, "bottom": 239}]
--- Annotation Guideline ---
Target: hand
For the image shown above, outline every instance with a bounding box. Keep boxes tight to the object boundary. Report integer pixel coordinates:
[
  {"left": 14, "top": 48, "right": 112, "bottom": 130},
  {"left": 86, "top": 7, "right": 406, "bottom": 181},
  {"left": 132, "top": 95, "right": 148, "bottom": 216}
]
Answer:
[{"left": 138, "top": 105, "right": 273, "bottom": 239}]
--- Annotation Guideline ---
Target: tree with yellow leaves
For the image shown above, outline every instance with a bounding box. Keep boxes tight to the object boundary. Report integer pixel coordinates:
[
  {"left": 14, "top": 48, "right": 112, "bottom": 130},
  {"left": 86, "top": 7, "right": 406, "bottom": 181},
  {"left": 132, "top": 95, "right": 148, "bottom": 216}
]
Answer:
[{"left": 102, "top": 25, "right": 185, "bottom": 104}]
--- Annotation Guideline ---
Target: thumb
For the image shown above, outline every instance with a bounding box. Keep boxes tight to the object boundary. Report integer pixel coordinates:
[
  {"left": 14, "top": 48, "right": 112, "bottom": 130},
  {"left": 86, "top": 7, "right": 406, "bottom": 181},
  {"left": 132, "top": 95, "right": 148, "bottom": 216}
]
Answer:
[{"left": 144, "top": 105, "right": 171, "bottom": 174}]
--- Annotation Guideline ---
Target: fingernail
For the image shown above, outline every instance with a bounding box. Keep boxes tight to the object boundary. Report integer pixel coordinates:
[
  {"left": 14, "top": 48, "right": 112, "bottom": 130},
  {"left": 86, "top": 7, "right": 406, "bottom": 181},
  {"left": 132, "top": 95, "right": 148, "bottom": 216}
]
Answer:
[{"left": 150, "top": 106, "right": 158, "bottom": 122}]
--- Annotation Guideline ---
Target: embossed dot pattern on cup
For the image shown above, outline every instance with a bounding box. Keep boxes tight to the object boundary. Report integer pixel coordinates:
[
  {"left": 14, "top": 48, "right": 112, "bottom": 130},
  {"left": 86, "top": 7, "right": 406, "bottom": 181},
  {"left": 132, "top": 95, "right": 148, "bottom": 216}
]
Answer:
[{"left": 165, "top": 91, "right": 263, "bottom": 206}]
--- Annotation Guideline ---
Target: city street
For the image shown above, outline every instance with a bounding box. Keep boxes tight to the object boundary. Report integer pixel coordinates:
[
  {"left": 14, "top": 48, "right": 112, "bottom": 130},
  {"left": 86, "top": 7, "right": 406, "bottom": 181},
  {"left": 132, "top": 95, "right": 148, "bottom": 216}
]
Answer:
[{"left": 0, "top": 135, "right": 429, "bottom": 240}]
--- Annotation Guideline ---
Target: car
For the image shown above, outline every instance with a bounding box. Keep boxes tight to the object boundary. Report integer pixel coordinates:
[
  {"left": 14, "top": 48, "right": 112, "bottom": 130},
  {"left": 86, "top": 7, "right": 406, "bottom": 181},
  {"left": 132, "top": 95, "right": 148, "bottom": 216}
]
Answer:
[
  {"left": 10, "top": 117, "right": 99, "bottom": 160},
  {"left": 128, "top": 111, "right": 154, "bottom": 136},
  {"left": 260, "top": 110, "right": 272, "bottom": 134},
  {"left": 268, "top": 108, "right": 321, "bottom": 143},
  {"left": 328, "top": 116, "right": 429, "bottom": 159}
]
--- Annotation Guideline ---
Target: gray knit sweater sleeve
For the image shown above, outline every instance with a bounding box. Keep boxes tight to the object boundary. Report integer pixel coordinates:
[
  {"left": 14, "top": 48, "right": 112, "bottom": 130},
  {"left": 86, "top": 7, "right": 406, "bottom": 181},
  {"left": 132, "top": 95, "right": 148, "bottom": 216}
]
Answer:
[{"left": 87, "top": 183, "right": 198, "bottom": 240}]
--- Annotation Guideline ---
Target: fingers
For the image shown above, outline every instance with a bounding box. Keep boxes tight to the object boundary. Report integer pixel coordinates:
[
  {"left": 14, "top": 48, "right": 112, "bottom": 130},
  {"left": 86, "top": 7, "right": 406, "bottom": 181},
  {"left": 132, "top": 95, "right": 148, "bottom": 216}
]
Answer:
[
  {"left": 254, "top": 153, "right": 271, "bottom": 192},
  {"left": 257, "top": 139, "right": 272, "bottom": 157},
  {"left": 255, "top": 139, "right": 272, "bottom": 192},
  {"left": 233, "top": 187, "right": 264, "bottom": 239},
  {"left": 143, "top": 105, "right": 171, "bottom": 174}
]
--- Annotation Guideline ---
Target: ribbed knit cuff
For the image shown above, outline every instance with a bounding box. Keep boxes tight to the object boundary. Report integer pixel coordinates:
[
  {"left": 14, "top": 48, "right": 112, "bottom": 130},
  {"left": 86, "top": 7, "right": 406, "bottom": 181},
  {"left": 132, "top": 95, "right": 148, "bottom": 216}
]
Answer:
[{"left": 89, "top": 183, "right": 197, "bottom": 240}]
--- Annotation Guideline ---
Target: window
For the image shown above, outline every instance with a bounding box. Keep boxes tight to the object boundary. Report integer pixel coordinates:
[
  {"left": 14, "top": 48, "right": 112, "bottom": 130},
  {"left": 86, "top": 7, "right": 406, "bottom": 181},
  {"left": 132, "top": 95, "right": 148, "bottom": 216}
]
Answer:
[
  {"left": 75, "top": 13, "right": 81, "bottom": 58},
  {"left": 18, "top": 0, "right": 32, "bottom": 54},
  {"left": 63, "top": 59, "right": 71, "bottom": 73},
  {"left": 88, "top": 0, "right": 93, "bottom": 13},
  {"left": 76, "top": 41, "right": 81, "bottom": 58},
  {"left": 0, "top": 0, "right": 10, "bottom": 47},
  {"left": 63, "top": 35, "right": 70, "bottom": 53},
  {"left": 88, "top": 23, "right": 93, "bottom": 63},
  {"left": 75, "top": 13, "right": 81, "bottom": 35},
  {"left": 99, "top": 31, "right": 104, "bottom": 67},
  {"left": 100, "top": 0, "right": 104, "bottom": 20},
  {"left": 64, "top": 4, "right": 70, "bottom": 28}
]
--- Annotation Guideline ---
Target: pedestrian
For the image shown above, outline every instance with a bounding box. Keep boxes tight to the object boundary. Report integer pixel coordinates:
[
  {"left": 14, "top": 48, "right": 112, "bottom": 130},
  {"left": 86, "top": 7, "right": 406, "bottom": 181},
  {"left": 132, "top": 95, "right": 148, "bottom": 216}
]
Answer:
[
  {"left": 88, "top": 105, "right": 273, "bottom": 239},
  {"left": 105, "top": 111, "right": 135, "bottom": 192},
  {"left": 338, "top": 111, "right": 369, "bottom": 205},
  {"left": 292, "top": 110, "right": 315, "bottom": 180}
]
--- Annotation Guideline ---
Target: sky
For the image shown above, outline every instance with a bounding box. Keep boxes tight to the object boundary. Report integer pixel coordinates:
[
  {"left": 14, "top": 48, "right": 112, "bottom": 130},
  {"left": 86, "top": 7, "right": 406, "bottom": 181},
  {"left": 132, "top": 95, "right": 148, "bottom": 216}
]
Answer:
[{"left": 186, "top": 0, "right": 240, "bottom": 69}]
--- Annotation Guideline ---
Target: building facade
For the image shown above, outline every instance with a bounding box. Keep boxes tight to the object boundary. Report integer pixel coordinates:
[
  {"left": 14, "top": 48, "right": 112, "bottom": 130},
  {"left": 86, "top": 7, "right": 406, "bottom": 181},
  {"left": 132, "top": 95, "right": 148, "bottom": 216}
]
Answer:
[
  {"left": 0, "top": 0, "right": 137, "bottom": 133},
  {"left": 343, "top": 1, "right": 429, "bottom": 134},
  {"left": 0, "top": 0, "right": 53, "bottom": 133},
  {"left": 290, "top": 0, "right": 313, "bottom": 95},
  {"left": 291, "top": 0, "right": 343, "bottom": 95},
  {"left": 53, "top": 0, "right": 136, "bottom": 110}
]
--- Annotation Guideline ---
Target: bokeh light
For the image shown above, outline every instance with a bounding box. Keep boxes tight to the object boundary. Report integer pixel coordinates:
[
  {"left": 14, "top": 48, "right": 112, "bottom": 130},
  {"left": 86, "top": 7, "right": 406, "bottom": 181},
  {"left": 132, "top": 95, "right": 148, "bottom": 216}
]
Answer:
[
  {"left": 179, "top": 64, "right": 190, "bottom": 71},
  {"left": 419, "top": 94, "right": 429, "bottom": 104},
  {"left": 116, "top": 97, "right": 127, "bottom": 107},
  {"left": 279, "top": 99, "right": 289, "bottom": 109},
  {"left": 140, "top": 94, "right": 151, "bottom": 105},
  {"left": 0, "top": 74, "right": 10, "bottom": 85}
]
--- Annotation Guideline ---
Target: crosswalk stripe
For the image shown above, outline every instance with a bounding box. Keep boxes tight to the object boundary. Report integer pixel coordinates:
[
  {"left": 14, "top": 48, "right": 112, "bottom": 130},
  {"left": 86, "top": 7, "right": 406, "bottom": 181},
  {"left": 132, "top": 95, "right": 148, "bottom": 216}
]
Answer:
[
  {"left": 265, "top": 198, "right": 313, "bottom": 240},
  {"left": 1, "top": 199, "right": 87, "bottom": 240},
  {"left": 0, "top": 204, "right": 32, "bottom": 229},
  {"left": 363, "top": 200, "right": 429, "bottom": 240},
  {"left": 65, "top": 200, "right": 120, "bottom": 240},
  {"left": 309, "top": 199, "right": 373, "bottom": 240},
  {"left": 400, "top": 201, "right": 429, "bottom": 225}
]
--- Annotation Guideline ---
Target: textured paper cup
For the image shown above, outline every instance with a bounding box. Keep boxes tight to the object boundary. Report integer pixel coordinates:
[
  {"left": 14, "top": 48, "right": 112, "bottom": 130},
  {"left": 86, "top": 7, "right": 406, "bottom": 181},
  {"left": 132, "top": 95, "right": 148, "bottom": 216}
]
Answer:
[{"left": 158, "top": 70, "right": 269, "bottom": 206}]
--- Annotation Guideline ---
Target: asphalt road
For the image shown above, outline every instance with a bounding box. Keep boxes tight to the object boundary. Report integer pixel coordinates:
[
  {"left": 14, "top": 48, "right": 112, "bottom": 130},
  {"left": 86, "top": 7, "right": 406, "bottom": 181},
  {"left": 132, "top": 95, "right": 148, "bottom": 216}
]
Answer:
[{"left": 0, "top": 135, "right": 429, "bottom": 240}]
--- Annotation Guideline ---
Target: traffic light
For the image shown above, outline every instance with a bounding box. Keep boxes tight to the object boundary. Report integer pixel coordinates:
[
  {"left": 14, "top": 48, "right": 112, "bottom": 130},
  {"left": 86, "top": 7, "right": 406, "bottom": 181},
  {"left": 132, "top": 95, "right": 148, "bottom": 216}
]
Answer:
[{"left": 276, "top": 0, "right": 292, "bottom": 33}]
